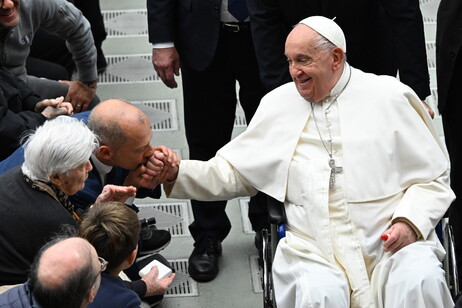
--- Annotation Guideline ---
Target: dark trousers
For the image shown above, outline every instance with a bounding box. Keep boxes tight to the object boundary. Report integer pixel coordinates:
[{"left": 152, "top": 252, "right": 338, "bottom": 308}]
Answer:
[
  {"left": 73, "top": 0, "right": 107, "bottom": 48},
  {"left": 443, "top": 51, "right": 462, "bottom": 280},
  {"left": 181, "top": 25, "right": 268, "bottom": 243}
]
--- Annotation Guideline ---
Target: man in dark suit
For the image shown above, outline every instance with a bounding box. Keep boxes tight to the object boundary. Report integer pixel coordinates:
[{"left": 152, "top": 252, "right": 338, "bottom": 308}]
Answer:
[
  {"left": 436, "top": 0, "right": 462, "bottom": 284},
  {"left": 247, "top": 0, "right": 431, "bottom": 102},
  {"left": 69, "top": 101, "right": 173, "bottom": 257},
  {"left": 147, "top": 0, "right": 268, "bottom": 282},
  {"left": 70, "top": 100, "right": 178, "bottom": 307}
]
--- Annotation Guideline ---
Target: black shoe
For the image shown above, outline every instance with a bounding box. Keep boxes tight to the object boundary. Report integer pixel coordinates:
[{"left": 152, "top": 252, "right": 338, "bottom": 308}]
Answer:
[
  {"left": 139, "top": 222, "right": 171, "bottom": 256},
  {"left": 188, "top": 237, "right": 222, "bottom": 282}
]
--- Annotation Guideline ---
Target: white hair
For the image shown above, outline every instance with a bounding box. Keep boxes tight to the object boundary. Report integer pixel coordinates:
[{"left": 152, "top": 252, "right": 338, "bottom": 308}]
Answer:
[
  {"left": 21, "top": 116, "right": 99, "bottom": 182},
  {"left": 313, "top": 33, "right": 336, "bottom": 52},
  {"left": 313, "top": 33, "right": 347, "bottom": 63}
]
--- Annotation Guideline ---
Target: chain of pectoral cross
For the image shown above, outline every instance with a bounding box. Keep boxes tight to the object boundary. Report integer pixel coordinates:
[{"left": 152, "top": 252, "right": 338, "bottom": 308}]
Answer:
[{"left": 310, "top": 101, "right": 343, "bottom": 190}]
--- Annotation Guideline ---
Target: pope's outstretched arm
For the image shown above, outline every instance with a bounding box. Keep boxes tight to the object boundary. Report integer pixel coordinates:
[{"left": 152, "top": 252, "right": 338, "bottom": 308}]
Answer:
[{"left": 163, "top": 155, "right": 258, "bottom": 201}]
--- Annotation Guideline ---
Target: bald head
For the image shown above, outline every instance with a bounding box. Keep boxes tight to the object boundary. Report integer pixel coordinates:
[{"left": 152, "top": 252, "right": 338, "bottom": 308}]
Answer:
[
  {"left": 91, "top": 99, "right": 148, "bottom": 126},
  {"left": 88, "top": 99, "right": 155, "bottom": 169},
  {"left": 29, "top": 237, "right": 101, "bottom": 308},
  {"left": 38, "top": 238, "right": 98, "bottom": 288},
  {"left": 88, "top": 99, "right": 150, "bottom": 148}
]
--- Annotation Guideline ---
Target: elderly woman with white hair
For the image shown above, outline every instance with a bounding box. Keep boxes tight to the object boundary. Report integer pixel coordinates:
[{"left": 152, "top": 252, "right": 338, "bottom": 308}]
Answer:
[{"left": 0, "top": 116, "right": 136, "bottom": 286}]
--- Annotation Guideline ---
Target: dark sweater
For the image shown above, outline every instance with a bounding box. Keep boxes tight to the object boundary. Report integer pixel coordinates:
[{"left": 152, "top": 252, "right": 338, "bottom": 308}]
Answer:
[
  {"left": 0, "top": 166, "right": 77, "bottom": 285},
  {"left": 0, "top": 66, "right": 44, "bottom": 161},
  {"left": 88, "top": 273, "right": 141, "bottom": 308}
]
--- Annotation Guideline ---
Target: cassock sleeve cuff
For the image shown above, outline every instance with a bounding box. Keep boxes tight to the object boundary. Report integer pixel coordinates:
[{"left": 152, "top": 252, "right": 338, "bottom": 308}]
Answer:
[
  {"left": 163, "top": 180, "right": 176, "bottom": 197},
  {"left": 392, "top": 217, "right": 423, "bottom": 240}
]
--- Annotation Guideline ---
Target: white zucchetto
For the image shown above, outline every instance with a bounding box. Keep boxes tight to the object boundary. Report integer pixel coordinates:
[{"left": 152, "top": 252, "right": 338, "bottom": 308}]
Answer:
[{"left": 299, "top": 16, "right": 347, "bottom": 52}]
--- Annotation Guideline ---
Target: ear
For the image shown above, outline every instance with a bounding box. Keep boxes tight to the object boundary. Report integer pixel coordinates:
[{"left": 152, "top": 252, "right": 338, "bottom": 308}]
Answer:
[
  {"left": 49, "top": 173, "right": 63, "bottom": 187},
  {"left": 331, "top": 47, "right": 344, "bottom": 70},
  {"left": 87, "top": 285, "right": 99, "bottom": 304},
  {"left": 97, "top": 145, "right": 114, "bottom": 161},
  {"left": 126, "top": 248, "right": 138, "bottom": 267}
]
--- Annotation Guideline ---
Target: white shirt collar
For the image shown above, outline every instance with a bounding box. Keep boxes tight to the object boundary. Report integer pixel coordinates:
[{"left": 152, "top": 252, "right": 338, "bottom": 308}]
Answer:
[{"left": 91, "top": 154, "right": 113, "bottom": 184}]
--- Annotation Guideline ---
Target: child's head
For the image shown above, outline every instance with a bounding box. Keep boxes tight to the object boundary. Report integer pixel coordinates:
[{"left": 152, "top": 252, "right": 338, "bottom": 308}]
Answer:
[{"left": 79, "top": 201, "right": 140, "bottom": 271}]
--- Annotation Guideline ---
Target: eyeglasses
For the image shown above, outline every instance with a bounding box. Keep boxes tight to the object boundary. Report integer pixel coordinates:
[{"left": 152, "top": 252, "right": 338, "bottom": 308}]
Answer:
[
  {"left": 98, "top": 256, "right": 108, "bottom": 273},
  {"left": 91, "top": 256, "right": 108, "bottom": 288}
]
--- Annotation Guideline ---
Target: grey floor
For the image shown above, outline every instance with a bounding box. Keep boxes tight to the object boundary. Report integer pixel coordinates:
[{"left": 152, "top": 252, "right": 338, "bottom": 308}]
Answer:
[{"left": 97, "top": 0, "right": 442, "bottom": 307}]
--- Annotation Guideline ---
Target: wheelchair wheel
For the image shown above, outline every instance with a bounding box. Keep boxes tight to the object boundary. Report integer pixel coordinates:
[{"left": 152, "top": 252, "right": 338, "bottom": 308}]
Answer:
[
  {"left": 442, "top": 219, "right": 460, "bottom": 299},
  {"left": 262, "top": 228, "right": 276, "bottom": 308}
]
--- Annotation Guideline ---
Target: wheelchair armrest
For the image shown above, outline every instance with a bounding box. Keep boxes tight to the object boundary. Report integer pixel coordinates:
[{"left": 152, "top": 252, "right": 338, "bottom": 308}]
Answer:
[{"left": 267, "top": 196, "right": 287, "bottom": 225}]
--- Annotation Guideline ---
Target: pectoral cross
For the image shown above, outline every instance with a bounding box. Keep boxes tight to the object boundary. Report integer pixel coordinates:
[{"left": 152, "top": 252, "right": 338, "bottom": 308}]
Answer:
[{"left": 329, "top": 158, "right": 343, "bottom": 190}]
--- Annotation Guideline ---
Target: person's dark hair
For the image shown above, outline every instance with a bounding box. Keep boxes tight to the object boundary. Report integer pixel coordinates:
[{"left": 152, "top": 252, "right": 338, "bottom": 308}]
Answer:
[
  {"left": 79, "top": 202, "right": 140, "bottom": 271},
  {"left": 28, "top": 236, "right": 96, "bottom": 308}
]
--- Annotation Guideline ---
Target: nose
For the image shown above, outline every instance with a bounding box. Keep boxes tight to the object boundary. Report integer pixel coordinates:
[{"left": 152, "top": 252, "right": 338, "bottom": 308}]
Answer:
[
  {"left": 289, "top": 64, "right": 302, "bottom": 79},
  {"left": 1, "top": 0, "right": 14, "bottom": 10},
  {"left": 145, "top": 144, "right": 155, "bottom": 157}
]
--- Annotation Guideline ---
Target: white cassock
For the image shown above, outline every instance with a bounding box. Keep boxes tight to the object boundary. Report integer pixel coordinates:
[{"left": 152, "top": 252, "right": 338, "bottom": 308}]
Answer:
[{"left": 165, "top": 64, "right": 455, "bottom": 308}]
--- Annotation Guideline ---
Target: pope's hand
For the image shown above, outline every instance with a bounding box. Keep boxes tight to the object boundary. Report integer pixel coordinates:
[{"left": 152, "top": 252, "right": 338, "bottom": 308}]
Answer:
[
  {"left": 381, "top": 221, "right": 418, "bottom": 253},
  {"left": 138, "top": 148, "right": 180, "bottom": 188}
]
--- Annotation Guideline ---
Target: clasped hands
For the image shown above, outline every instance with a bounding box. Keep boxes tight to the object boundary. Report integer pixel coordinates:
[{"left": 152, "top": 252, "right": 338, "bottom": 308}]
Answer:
[
  {"left": 93, "top": 145, "right": 180, "bottom": 203},
  {"left": 123, "top": 145, "right": 180, "bottom": 190},
  {"left": 35, "top": 96, "right": 73, "bottom": 119}
]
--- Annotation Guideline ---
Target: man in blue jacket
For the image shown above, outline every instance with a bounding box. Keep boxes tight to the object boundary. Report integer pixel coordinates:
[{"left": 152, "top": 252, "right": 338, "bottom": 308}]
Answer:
[
  {"left": 0, "top": 236, "right": 102, "bottom": 308},
  {"left": 70, "top": 99, "right": 174, "bottom": 257}
]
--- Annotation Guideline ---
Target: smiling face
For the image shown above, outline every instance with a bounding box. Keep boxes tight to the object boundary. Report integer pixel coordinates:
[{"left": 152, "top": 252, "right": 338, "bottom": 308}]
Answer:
[
  {"left": 285, "top": 25, "right": 343, "bottom": 103},
  {"left": 0, "top": 0, "right": 20, "bottom": 31}
]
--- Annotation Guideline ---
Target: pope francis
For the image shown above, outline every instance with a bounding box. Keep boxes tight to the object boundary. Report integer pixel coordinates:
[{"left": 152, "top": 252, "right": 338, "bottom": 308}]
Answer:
[{"left": 161, "top": 16, "right": 455, "bottom": 308}]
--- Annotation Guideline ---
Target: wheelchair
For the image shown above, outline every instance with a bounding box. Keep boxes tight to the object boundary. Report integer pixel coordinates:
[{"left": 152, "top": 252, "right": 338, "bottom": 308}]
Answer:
[{"left": 261, "top": 196, "right": 460, "bottom": 308}]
